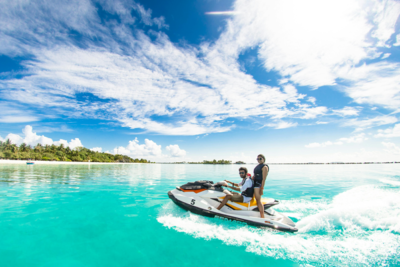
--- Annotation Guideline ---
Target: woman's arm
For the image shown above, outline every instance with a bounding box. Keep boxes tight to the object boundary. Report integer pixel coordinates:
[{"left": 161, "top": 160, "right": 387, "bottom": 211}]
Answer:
[{"left": 260, "top": 166, "right": 269, "bottom": 195}]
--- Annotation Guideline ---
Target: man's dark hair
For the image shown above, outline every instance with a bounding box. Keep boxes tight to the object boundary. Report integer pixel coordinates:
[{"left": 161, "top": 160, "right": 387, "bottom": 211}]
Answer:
[{"left": 239, "top": 167, "right": 248, "bottom": 174}]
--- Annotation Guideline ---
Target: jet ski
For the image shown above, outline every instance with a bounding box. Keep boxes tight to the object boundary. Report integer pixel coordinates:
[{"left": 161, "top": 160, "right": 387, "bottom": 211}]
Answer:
[{"left": 168, "top": 180, "right": 298, "bottom": 232}]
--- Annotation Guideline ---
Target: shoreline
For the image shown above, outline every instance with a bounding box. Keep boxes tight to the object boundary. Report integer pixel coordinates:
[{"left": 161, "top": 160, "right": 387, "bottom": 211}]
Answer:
[
  {"left": 0, "top": 159, "right": 139, "bottom": 165},
  {"left": 1, "top": 159, "right": 399, "bottom": 165},
  {"left": 158, "top": 161, "right": 400, "bottom": 165}
]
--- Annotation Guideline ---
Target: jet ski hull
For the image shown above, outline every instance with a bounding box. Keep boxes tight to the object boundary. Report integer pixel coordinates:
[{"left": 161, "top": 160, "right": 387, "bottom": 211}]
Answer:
[{"left": 168, "top": 190, "right": 298, "bottom": 233}]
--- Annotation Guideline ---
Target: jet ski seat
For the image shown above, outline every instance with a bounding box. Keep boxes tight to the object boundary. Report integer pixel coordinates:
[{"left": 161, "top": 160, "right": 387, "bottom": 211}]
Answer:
[{"left": 220, "top": 196, "right": 279, "bottom": 211}]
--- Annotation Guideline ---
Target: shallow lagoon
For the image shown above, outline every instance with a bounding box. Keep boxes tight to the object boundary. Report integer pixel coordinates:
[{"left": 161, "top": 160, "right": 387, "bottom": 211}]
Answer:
[{"left": 0, "top": 163, "right": 399, "bottom": 266}]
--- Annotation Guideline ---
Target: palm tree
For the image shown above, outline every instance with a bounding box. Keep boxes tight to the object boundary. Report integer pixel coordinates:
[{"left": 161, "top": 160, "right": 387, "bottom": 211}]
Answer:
[
  {"left": 20, "top": 143, "right": 27, "bottom": 152},
  {"left": 34, "top": 144, "right": 43, "bottom": 153}
]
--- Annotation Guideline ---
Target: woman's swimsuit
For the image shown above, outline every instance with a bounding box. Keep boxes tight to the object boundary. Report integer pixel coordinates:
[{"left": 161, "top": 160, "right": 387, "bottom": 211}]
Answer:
[{"left": 253, "top": 163, "right": 269, "bottom": 188}]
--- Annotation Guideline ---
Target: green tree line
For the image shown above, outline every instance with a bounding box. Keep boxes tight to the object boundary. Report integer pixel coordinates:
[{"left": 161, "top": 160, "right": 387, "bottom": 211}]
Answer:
[
  {"left": 187, "top": 159, "right": 232, "bottom": 164},
  {"left": 0, "top": 139, "right": 149, "bottom": 163}
]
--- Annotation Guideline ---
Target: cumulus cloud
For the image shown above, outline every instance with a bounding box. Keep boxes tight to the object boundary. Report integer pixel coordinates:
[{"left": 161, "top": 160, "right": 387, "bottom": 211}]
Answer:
[
  {"left": 111, "top": 138, "right": 187, "bottom": 160},
  {"left": 1, "top": 125, "right": 83, "bottom": 149},
  {"left": 112, "top": 137, "right": 162, "bottom": 158},
  {"left": 382, "top": 142, "right": 400, "bottom": 155},
  {"left": 90, "top": 147, "right": 102, "bottom": 152},
  {"left": 166, "top": 144, "right": 186, "bottom": 157},
  {"left": 375, "top": 124, "right": 400, "bottom": 138}
]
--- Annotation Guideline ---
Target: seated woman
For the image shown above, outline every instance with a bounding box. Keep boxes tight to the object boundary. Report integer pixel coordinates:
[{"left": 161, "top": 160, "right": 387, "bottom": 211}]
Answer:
[{"left": 216, "top": 167, "right": 254, "bottom": 210}]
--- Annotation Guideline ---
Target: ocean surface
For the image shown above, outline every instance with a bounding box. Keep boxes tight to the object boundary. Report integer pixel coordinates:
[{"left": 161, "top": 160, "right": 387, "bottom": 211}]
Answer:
[{"left": 0, "top": 163, "right": 399, "bottom": 266}]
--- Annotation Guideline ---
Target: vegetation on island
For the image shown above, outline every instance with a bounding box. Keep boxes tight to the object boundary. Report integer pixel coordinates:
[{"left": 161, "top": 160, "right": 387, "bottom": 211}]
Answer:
[
  {"left": 0, "top": 139, "right": 149, "bottom": 163},
  {"left": 186, "top": 159, "right": 232, "bottom": 164}
]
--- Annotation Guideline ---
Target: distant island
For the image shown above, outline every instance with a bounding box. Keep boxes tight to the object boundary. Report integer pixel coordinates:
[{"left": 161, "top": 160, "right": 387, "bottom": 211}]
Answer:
[
  {"left": 172, "top": 159, "right": 232, "bottom": 164},
  {"left": 161, "top": 161, "right": 399, "bottom": 165},
  {"left": 0, "top": 139, "right": 149, "bottom": 163}
]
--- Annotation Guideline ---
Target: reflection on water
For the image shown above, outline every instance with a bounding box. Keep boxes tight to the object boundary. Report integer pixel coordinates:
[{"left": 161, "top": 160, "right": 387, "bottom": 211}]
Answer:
[{"left": 0, "top": 163, "right": 400, "bottom": 267}]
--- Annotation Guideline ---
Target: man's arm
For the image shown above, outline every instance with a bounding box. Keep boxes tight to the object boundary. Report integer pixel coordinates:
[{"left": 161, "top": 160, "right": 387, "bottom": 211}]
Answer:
[
  {"left": 225, "top": 184, "right": 241, "bottom": 192},
  {"left": 225, "top": 180, "right": 239, "bottom": 187}
]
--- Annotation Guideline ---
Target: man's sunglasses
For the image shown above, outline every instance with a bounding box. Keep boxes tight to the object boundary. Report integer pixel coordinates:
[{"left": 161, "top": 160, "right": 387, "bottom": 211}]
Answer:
[
  {"left": 257, "top": 158, "right": 263, "bottom": 160},
  {"left": 239, "top": 172, "right": 245, "bottom": 174}
]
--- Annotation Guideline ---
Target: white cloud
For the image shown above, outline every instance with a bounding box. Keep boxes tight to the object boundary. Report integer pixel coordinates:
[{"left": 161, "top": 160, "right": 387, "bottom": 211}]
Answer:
[
  {"left": 2, "top": 125, "right": 83, "bottom": 149},
  {"left": 205, "top": 11, "right": 239, "bottom": 15},
  {"left": 166, "top": 144, "right": 186, "bottom": 157},
  {"left": 382, "top": 142, "right": 400, "bottom": 155},
  {"left": 375, "top": 124, "right": 400, "bottom": 138},
  {"left": 210, "top": 0, "right": 400, "bottom": 110},
  {"left": 298, "top": 106, "right": 327, "bottom": 119},
  {"left": 111, "top": 138, "right": 188, "bottom": 160},
  {"left": 113, "top": 137, "right": 162, "bottom": 158},
  {"left": 0, "top": 103, "right": 40, "bottom": 123},
  {"left": 305, "top": 141, "right": 334, "bottom": 148},
  {"left": 305, "top": 133, "right": 367, "bottom": 148},
  {"left": 332, "top": 107, "right": 360, "bottom": 117},
  {"left": 394, "top": 34, "right": 400, "bottom": 46},
  {"left": 215, "top": 0, "right": 400, "bottom": 87},
  {"left": 0, "top": 0, "right": 331, "bottom": 135},
  {"left": 90, "top": 147, "right": 102, "bottom": 152},
  {"left": 343, "top": 116, "right": 398, "bottom": 131},
  {"left": 338, "top": 62, "right": 400, "bottom": 109},
  {"left": 338, "top": 133, "right": 368, "bottom": 143},
  {"left": 307, "top": 97, "right": 316, "bottom": 105},
  {"left": 381, "top": 53, "right": 390, "bottom": 59},
  {"left": 1, "top": 0, "right": 399, "bottom": 136},
  {"left": 265, "top": 121, "right": 298, "bottom": 129}
]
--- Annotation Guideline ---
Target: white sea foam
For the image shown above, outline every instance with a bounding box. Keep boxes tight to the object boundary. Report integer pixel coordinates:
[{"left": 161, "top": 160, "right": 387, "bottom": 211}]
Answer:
[
  {"left": 297, "top": 185, "right": 400, "bottom": 233},
  {"left": 158, "top": 185, "right": 400, "bottom": 266},
  {"left": 379, "top": 178, "right": 400, "bottom": 186},
  {"left": 276, "top": 199, "right": 329, "bottom": 219}
]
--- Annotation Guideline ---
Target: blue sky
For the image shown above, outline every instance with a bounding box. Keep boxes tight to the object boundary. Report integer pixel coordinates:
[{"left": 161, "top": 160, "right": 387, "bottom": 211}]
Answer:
[{"left": 1, "top": 0, "right": 400, "bottom": 162}]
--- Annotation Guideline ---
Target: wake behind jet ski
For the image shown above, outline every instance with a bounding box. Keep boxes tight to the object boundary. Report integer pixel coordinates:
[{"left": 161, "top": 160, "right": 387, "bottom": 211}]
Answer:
[{"left": 168, "top": 180, "right": 298, "bottom": 232}]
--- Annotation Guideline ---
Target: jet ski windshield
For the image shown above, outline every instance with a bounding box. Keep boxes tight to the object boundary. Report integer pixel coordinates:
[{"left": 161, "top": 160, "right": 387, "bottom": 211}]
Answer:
[{"left": 179, "top": 180, "right": 223, "bottom": 192}]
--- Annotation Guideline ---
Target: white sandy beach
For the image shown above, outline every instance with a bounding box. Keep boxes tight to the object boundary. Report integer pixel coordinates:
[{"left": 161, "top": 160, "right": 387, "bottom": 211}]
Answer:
[{"left": 0, "top": 159, "right": 138, "bottom": 165}]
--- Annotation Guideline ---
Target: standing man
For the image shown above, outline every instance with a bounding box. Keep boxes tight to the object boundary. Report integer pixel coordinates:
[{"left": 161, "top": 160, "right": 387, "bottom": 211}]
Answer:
[{"left": 216, "top": 167, "right": 254, "bottom": 210}]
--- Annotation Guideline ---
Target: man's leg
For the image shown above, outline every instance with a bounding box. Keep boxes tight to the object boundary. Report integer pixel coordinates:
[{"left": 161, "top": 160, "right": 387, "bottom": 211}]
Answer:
[
  {"left": 230, "top": 193, "right": 244, "bottom": 203},
  {"left": 217, "top": 195, "right": 232, "bottom": 210}
]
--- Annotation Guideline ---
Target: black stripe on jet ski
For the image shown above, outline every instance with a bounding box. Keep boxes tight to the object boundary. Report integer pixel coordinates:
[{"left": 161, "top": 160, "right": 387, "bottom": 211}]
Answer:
[
  {"left": 168, "top": 191, "right": 298, "bottom": 233},
  {"left": 210, "top": 198, "right": 235, "bottom": 210}
]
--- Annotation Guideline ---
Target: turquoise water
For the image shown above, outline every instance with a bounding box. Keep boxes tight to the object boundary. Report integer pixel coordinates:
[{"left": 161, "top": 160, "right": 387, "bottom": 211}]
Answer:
[{"left": 0, "top": 163, "right": 399, "bottom": 266}]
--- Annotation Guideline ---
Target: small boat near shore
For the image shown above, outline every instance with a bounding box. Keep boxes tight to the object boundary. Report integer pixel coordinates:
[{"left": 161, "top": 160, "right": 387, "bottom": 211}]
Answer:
[{"left": 26, "top": 161, "right": 34, "bottom": 165}]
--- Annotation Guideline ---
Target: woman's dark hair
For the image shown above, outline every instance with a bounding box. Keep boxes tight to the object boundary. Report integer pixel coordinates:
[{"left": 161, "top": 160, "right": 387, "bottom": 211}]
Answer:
[
  {"left": 239, "top": 167, "right": 248, "bottom": 174},
  {"left": 258, "top": 154, "right": 265, "bottom": 162}
]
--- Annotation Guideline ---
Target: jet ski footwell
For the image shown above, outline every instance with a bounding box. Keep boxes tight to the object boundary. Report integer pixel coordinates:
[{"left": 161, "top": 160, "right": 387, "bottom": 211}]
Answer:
[{"left": 168, "top": 186, "right": 298, "bottom": 233}]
